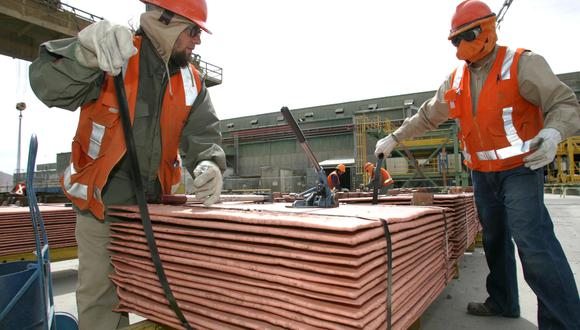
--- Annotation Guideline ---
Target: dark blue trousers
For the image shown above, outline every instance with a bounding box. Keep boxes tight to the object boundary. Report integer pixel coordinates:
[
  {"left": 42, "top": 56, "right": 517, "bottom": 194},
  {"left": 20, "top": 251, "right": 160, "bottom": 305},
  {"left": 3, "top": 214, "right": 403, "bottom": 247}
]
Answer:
[{"left": 472, "top": 166, "right": 580, "bottom": 329}]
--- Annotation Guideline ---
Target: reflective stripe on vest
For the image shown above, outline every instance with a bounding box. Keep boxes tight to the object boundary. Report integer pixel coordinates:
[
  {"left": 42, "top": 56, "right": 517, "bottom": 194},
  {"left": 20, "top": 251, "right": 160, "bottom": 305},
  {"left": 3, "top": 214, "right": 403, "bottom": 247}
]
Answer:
[
  {"left": 474, "top": 104, "right": 533, "bottom": 161},
  {"left": 181, "top": 66, "right": 198, "bottom": 106},
  {"left": 501, "top": 49, "right": 515, "bottom": 80},
  {"left": 87, "top": 122, "right": 106, "bottom": 159},
  {"left": 63, "top": 163, "right": 87, "bottom": 200}
]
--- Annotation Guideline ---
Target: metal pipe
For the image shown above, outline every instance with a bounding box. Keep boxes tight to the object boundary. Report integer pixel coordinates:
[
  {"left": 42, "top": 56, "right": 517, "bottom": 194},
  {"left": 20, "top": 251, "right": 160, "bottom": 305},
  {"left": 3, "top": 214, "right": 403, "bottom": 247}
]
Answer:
[{"left": 16, "top": 111, "right": 22, "bottom": 174}]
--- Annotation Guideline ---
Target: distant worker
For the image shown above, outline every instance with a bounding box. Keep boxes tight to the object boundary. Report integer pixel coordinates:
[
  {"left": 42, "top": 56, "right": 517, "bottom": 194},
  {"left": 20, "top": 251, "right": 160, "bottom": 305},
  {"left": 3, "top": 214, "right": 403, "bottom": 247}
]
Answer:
[
  {"left": 374, "top": 1, "right": 580, "bottom": 328},
  {"left": 327, "top": 163, "right": 346, "bottom": 191},
  {"left": 364, "top": 162, "right": 394, "bottom": 191},
  {"left": 29, "top": 0, "right": 226, "bottom": 329}
]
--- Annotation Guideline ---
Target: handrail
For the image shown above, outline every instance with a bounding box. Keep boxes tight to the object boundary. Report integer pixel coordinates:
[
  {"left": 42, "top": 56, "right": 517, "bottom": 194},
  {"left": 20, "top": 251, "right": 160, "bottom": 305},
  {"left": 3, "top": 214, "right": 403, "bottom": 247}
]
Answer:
[
  {"left": 192, "top": 54, "right": 223, "bottom": 84},
  {"left": 34, "top": 0, "right": 103, "bottom": 22}
]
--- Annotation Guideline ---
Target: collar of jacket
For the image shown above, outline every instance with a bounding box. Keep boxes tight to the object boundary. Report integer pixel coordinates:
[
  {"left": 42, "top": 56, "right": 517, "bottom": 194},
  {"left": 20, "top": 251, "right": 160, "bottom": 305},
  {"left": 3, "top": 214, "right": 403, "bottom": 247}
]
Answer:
[
  {"left": 139, "top": 34, "right": 180, "bottom": 77},
  {"left": 140, "top": 6, "right": 192, "bottom": 65}
]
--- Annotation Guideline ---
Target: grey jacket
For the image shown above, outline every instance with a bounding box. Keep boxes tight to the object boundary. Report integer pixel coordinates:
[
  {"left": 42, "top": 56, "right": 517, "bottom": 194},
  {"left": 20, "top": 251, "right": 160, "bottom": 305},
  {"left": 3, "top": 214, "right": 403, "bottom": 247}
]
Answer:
[{"left": 29, "top": 34, "right": 226, "bottom": 220}]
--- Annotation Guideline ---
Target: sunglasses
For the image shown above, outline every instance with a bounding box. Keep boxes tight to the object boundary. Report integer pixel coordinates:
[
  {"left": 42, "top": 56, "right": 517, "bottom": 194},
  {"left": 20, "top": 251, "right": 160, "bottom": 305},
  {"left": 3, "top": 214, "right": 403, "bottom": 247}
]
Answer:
[
  {"left": 186, "top": 25, "right": 202, "bottom": 38},
  {"left": 451, "top": 26, "right": 482, "bottom": 47}
]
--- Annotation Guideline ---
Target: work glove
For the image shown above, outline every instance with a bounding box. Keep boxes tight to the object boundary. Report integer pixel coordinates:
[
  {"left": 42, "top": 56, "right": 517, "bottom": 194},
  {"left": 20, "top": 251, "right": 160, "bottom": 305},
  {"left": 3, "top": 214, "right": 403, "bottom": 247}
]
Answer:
[
  {"left": 75, "top": 20, "right": 137, "bottom": 76},
  {"left": 374, "top": 134, "right": 398, "bottom": 158},
  {"left": 193, "top": 160, "right": 223, "bottom": 206},
  {"left": 523, "top": 128, "right": 562, "bottom": 170}
]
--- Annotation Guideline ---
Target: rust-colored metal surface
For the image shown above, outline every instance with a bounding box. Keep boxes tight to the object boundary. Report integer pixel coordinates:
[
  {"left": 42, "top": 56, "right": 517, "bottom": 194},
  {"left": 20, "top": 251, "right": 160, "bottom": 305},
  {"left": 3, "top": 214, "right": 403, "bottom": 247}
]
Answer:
[
  {"left": 0, "top": 205, "right": 76, "bottom": 257},
  {"left": 340, "top": 193, "right": 480, "bottom": 262},
  {"left": 108, "top": 201, "right": 475, "bottom": 329}
]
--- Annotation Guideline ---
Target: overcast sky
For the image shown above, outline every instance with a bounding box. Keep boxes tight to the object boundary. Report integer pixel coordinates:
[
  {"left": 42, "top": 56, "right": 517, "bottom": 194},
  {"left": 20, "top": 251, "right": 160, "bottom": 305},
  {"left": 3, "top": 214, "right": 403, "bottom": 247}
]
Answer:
[{"left": 1, "top": 0, "right": 579, "bottom": 175}]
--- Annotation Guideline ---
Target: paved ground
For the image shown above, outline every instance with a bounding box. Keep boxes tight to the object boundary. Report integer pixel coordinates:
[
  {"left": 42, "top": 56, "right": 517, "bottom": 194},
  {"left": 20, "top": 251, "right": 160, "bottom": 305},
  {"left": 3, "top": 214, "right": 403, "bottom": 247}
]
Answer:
[
  {"left": 422, "top": 194, "right": 580, "bottom": 329},
  {"left": 50, "top": 194, "right": 580, "bottom": 328}
]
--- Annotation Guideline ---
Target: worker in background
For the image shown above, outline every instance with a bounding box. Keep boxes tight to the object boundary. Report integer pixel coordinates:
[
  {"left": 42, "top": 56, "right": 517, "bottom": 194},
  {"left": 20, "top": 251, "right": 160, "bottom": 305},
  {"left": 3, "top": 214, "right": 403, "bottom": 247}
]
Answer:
[
  {"left": 327, "top": 163, "right": 346, "bottom": 191},
  {"left": 364, "top": 162, "right": 394, "bottom": 193},
  {"left": 29, "top": 0, "right": 226, "bottom": 328},
  {"left": 374, "top": 1, "right": 580, "bottom": 328}
]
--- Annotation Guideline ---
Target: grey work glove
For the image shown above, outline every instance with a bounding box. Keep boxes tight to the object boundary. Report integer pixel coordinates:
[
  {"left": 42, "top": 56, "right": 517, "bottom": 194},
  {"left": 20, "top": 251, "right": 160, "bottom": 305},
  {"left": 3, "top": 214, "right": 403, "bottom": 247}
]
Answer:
[
  {"left": 523, "top": 128, "right": 562, "bottom": 170},
  {"left": 75, "top": 20, "right": 137, "bottom": 76},
  {"left": 374, "top": 134, "right": 398, "bottom": 158},
  {"left": 193, "top": 160, "right": 223, "bottom": 206}
]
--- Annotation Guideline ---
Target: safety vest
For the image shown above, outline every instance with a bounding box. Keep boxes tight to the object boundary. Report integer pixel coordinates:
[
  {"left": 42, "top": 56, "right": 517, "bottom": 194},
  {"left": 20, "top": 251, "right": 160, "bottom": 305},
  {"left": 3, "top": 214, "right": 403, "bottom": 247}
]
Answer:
[
  {"left": 327, "top": 171, "right": 340, "bottom": 189},
  {"left": 444, "top": 46, "right": 543, "bottom": 172},
  {"left": 369, "top": 168, "right": 394, "bottom": 187},
  {"left": 61, "top": 36, "right": 202, "bottom": 219},
  {"left": 379, "top": 168, "right": 394, "bottom": 187}
]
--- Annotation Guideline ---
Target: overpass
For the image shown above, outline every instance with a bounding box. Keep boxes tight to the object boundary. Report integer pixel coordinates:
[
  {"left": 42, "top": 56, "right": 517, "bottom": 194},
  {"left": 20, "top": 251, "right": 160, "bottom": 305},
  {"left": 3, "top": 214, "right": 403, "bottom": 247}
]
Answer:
[{"left": 0, "top": 0, "right": 222, "bottom": 85}]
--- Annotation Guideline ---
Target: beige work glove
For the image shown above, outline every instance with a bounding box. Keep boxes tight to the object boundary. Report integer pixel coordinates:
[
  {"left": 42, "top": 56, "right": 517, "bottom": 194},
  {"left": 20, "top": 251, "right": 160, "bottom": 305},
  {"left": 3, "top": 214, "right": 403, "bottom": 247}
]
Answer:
[
  {"left": 75, "top": 20, "right": 137, "bottom": 75},
  {"left": 374, "top": 134, "right": 398, "bottom": 158},
  {"left": 523, "top": 128, "right": 562, "bottom": 170},
  {"left": 193, "top": 160, "right": 223, "bottom": 206}
]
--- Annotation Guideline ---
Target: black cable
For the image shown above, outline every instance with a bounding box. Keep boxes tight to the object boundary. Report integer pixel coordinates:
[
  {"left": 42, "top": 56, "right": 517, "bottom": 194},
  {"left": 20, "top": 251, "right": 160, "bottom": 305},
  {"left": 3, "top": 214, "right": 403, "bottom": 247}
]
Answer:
[
  {"left": 442, "top": 210, "right": 449, "bottom": 285},
  {"left": 114, "top": 74, "right": 193, "bottom": 330},
  {"left": 380, "top": 219, "right": 393, "bottom": 330}
]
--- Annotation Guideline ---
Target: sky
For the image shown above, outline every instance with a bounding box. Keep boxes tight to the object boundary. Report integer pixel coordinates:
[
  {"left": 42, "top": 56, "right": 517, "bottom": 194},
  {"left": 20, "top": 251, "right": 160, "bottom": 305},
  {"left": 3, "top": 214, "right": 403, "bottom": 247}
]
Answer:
[{"left": 1, "top": 0, "right": 579, "bottom": 175}]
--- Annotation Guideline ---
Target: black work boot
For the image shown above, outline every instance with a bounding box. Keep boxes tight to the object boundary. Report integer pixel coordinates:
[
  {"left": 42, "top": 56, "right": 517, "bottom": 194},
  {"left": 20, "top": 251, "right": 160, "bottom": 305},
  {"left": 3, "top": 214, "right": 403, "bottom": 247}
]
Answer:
[
  {"left": 467, "top": 302, "right": 500, "bottom": 316},
  {"left": 467, "top": 302, "right": 520, "bottom": 318}
]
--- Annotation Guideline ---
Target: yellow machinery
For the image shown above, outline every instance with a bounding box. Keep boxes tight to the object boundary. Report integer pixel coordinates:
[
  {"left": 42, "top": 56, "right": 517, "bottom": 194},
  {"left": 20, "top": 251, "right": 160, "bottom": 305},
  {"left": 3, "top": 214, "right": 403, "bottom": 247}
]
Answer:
[
  {"left": 354, "top": 114, "right": 460, "bottom": 187},
  {"left": 548, "top": 136, "right": 580, "bottom": 184},
  {"left": 354, "top": 114, "right": 398, "bottom": 185}
]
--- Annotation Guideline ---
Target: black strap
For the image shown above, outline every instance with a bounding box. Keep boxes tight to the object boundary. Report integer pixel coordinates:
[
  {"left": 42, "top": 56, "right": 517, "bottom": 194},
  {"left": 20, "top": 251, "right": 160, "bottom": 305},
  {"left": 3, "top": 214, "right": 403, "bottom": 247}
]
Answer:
[
  {"left": 159, "top": 10, "right": 174, "bottom": 25},
  {"left": 442, "top": 210, "right": 449, "bottom": 285},
  {"left": 113, "top": 75, "right": 193, "bottom": 330},
  {"left": 380, "top": 219, "right": 393, "bottom": 330}
]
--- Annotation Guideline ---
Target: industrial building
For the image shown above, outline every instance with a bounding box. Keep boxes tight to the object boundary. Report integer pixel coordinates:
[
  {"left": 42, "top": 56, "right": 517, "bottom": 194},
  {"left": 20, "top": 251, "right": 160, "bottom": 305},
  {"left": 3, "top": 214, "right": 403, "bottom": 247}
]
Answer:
[
  {"left": 11, "top": 72, "right": 580, "bottom": 197},
  {"left": 220, "top": 71, "right": 580, "bottom": 194}
]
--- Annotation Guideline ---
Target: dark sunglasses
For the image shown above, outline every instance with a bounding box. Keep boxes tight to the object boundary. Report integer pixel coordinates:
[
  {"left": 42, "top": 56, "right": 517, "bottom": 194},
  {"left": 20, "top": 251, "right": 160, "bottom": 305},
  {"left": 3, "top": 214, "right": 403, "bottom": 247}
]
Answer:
[
  {"left": 187, "top": 25, "right": 202, "bottom": 38},
  {"left": 451, "top": 26, "right": 482, "bottom": 47}
]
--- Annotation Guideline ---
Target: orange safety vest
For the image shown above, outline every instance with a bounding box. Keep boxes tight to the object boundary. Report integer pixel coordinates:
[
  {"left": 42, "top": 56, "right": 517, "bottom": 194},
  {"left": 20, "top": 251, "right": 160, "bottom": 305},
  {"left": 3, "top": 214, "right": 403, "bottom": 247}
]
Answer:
[
  {"left": 327, "top": 171, "right": 340, "bottom": 189},
  {"left": 379, "top": 168, "right": 394, "bottom": 186},
  {"left": 61, "top": 36, "right": 202, "bottom": 219},
  {"left": 444, "top": 46, "right": 543, "bottom": 172},
  {"left": 369, "top": 168, "right": 394, "bottom": 187}
]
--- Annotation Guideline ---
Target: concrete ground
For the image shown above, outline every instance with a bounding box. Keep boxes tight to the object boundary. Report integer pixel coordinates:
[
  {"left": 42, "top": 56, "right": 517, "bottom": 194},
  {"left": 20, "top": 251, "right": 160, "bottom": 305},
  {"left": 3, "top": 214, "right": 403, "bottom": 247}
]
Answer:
[{"left": 50, "top": 194, "right": 580, "bottom": 329}]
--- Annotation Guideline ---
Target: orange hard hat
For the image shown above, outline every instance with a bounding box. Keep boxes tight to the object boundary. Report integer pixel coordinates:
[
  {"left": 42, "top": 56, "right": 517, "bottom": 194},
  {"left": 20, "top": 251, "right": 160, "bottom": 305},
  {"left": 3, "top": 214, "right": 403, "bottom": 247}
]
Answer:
[
  {"left": 449, "top": 0, "right": 495, "bottom": 39},
  {"left": 336, "top": 164, "right": 346, "bottom": 172},
  {"left": 141, "top": 0, "right": 211, "bottom": 34},
  {"left": 364, "top": 162, "right": 374, "bottom": 172}
]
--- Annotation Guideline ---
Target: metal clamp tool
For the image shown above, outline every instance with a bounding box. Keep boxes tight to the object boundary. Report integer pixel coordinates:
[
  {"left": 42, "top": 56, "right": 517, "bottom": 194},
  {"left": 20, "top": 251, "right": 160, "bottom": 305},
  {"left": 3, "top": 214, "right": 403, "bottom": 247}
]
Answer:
[{"left": 281, "top": 106, "right": 338, "bottom": 208}]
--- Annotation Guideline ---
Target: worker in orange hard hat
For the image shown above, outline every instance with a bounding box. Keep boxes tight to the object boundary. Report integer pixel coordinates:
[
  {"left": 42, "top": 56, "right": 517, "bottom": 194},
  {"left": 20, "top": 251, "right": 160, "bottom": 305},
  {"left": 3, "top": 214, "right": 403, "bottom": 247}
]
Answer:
[
  {"left": 364, "top": 162, "right": 394, "bottom": 191},
  {"left": 29, "top": 0, "right": 226, "bottom": 328},
  {"left": 327, "top": 164, "right": 346, "bottom": 191},
  {"left": 375, "top": 1, "right": 580, "bottom": 327}
]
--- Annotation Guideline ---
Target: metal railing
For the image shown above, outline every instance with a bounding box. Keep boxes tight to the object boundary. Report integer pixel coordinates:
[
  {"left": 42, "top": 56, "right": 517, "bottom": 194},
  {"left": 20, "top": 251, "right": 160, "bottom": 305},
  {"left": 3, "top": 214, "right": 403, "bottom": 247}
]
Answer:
[
  {"left": 34, "top": 0, "right": 103, "bottom": 22},
  {"left": 192, "top": 54, "right": 223, "bottom": 85}
]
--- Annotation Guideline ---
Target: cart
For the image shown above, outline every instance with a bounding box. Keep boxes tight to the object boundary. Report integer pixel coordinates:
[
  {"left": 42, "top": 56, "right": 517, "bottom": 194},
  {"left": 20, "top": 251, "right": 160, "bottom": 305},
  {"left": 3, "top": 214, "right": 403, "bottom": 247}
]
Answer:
[{"left": 0, "top": 135, "right": 78, "bottom": 329}]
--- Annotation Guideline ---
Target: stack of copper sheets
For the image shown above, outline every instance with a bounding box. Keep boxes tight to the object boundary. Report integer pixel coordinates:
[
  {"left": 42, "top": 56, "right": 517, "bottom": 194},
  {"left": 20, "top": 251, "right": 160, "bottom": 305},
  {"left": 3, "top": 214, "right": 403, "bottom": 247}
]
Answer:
[
  {"left": 0, "top": 205, "right": 77, "bottom": 257},
  {"left": 108, "top": 203, "right": 452, "bottom": 329},
  {"left": 340, "top": 193, "right": 480, "bottom": 264}
]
